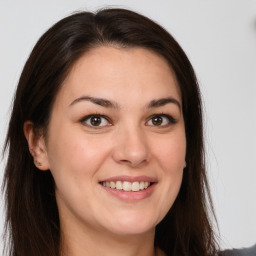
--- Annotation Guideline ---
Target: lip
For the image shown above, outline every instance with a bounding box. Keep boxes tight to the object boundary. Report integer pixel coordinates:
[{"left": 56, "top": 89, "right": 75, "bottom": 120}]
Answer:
[
  {"left": 99, "top": 175, "right": 157, "bottom": 202},
  {"left": 99, "top": 175, "right": 157, "bottom": 183}
]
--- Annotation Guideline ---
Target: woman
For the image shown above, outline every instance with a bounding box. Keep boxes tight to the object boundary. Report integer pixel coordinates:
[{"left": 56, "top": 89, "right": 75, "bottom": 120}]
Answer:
[{"left": 3, "top": 8, "right": 218, "bottom": 256}]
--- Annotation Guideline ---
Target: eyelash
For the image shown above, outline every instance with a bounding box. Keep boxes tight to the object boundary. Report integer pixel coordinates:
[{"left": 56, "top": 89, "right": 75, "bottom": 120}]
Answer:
[
  {"left": 80, "top": 113, "right": 112, "bottom": 128},
  {"left": 146, "top": 113, "right": 177, "bottom": 127},
  {"left": 79, "top": 113, "right": 177, "bottom": 128}
]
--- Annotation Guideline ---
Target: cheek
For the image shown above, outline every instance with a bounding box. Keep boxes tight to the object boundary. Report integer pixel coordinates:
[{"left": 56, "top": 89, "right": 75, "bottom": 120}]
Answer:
[
  {"left": 153, "top": 132, "right": 186, "bottom": 171},
  {"left": 48, "top": 126, "right": 106, "bottom": 167},
  {"left": 45, "top": 127, "right": 113, "bottom": 218},
  {"left": 45, "top": 124, "right": 112, "bottom": 193},
  {"left": 151, "top": 133, "right": 185, "bottom": 214}
]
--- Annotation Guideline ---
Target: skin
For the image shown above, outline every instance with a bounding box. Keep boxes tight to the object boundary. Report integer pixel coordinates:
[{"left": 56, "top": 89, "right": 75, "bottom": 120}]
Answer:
[{"left": 24, "top": 46, "right": 186, "bottom": 256}]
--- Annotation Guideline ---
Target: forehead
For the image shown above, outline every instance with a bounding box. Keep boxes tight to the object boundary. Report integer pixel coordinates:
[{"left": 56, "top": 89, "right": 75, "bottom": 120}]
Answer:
[{"left": 55, "top": 46, "right": 181, "bottom": 108}]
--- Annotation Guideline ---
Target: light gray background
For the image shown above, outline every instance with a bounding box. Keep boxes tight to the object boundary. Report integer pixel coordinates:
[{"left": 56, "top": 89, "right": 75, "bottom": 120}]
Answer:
[{"left": 0, "top": 0, "right": 255, "bottom": 253}]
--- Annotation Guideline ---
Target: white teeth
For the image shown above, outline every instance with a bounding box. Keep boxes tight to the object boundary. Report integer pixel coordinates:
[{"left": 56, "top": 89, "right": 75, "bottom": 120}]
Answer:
[
  {"left": 139, "top": 181, "right": 145, "bottom": 190},
  {"left": 101, "top": 180, "right": 151, "bottom": 191},
  {"left": 116, "top": 181, "right": 122, "bottom": 190},
  {"left": 123, "top": 181, "right": 131, "bottom": 191},
  {"left": 110, "top": 181, "right": 116, "bottom": 189},
  {"left": 132, "top": 181, "right": 140, "bottom": 192}
]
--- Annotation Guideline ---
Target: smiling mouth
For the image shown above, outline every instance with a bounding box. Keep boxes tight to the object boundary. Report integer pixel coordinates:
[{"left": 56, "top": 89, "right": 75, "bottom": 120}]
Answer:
[{"left": 99, "top": 181, "right": 153, "bottom": 192}]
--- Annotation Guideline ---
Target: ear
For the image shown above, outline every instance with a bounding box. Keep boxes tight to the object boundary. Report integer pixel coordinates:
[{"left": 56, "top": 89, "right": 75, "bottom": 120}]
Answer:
[{"left": 24, "top": 121, "right": 50, "bottom": 171}]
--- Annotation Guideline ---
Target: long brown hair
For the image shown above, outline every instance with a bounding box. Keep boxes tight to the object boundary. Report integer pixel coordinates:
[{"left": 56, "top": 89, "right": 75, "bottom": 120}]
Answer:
[{"left": 3, "top": 8, "right": 218, "bottom": 256}]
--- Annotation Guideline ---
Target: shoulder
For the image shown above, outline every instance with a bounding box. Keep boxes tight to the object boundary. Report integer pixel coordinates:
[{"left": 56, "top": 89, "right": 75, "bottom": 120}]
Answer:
[{"left": 220, "top": 244, "right": 256, "bottom": 256}]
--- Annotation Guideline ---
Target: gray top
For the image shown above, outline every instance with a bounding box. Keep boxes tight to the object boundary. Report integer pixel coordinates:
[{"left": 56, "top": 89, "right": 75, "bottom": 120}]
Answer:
[{"left": 221, "top": 244, "right": 256, "bottom": 256}]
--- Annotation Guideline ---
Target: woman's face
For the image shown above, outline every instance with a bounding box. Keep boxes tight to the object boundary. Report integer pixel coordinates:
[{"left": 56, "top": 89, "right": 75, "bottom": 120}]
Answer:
[{"left": 41, "top": 46, "right": 186, "bottom": 236}]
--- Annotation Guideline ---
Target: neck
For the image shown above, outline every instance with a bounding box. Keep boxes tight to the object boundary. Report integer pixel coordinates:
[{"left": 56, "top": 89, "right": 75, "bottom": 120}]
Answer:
[{"left": 60, "top": 222, "right": 157, "bottom": 256}]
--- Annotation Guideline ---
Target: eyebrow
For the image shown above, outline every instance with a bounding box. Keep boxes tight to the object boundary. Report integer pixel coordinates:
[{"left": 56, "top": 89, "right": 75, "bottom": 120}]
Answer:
[
  {"left": 69, "top": 96, "right": 120, "bottom": 109},
  {"left": 69, "top": 96, "right": 181, "bottom": 110},
  {"left": 147, "top": 97, "right": 181, "bottom": 110}
]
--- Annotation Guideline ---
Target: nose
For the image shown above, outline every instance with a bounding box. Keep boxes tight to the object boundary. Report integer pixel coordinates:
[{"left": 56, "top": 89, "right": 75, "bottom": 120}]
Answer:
[{"left": 112, "top": 126, "right": 151, "bottom": 167}]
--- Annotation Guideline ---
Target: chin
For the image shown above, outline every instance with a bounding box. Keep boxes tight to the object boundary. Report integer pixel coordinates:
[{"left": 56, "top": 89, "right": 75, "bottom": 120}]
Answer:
[
  {"left": 108, "top": 224, "right": 155, "bottom": 236},
  {"left": 103, "top": 212, "right": 159, "bottom": 236}
]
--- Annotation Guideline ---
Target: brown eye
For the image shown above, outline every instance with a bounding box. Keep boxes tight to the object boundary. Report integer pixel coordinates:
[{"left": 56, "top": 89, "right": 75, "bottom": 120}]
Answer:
[
  {"left": 81, "top": 115, "right": 110, "bottom": 127},
  {"left": 90, "top": 116, "right": 102, "bottom": 126},
  {"left": 152, "top": 116, "right": 163, "bottom": 126},
  {"left": 146, "top": 114, "right": 176, "bottom": 127}
]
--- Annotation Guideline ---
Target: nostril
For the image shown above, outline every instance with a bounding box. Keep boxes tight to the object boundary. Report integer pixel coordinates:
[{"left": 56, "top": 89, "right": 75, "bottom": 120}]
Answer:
[{"left": 111, "top": 133, "right": 151, "bottom": 167}]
